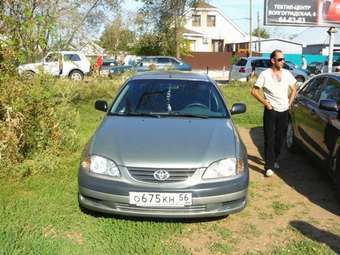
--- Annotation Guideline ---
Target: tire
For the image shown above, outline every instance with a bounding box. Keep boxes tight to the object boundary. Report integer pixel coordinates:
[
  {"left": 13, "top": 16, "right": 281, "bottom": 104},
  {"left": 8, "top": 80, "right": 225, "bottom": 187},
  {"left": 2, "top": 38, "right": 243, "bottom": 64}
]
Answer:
[
  {"left": 335, "top": 154, "right": 340, "bottom": 197},
  {"left": 22, "top": 71, "right": 35, "bottom": 79},
  {"left": 69, "top": 70, "right": 84, "bottom": 80},
  {"left": 286, "top": 118, "right": 299, "bottom": 152}
]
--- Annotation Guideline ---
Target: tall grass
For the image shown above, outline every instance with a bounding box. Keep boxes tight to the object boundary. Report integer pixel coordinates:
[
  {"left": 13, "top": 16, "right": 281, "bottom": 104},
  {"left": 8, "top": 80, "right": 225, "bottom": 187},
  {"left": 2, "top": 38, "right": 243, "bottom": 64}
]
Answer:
[{"left": 0, "top": 74, "right": 125, "bottom": 178}]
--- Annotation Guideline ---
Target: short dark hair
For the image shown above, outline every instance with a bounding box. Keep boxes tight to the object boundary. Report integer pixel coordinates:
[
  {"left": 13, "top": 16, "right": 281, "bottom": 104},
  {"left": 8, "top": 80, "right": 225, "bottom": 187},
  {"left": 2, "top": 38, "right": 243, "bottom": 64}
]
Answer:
[{"left": 270, "top": 49, "right": 283, "bottom": 60}]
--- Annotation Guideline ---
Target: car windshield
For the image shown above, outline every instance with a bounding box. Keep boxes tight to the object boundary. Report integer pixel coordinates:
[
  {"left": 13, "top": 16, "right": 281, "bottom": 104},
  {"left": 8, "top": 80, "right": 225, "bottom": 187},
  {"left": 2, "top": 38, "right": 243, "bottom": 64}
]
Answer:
[{"left": 110, "top": 79, "right": 228, "bottom": 118}]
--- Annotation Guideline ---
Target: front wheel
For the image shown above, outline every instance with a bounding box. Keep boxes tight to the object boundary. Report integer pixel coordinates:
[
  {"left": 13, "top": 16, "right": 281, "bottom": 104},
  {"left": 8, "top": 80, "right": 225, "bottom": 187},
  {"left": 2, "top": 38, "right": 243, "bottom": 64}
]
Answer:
[
  {"left": 69, "top": 70, "right": 84, "bottom": 80},
  {"left": 286, "top": 118, "right": 299, "bottom": 152}
]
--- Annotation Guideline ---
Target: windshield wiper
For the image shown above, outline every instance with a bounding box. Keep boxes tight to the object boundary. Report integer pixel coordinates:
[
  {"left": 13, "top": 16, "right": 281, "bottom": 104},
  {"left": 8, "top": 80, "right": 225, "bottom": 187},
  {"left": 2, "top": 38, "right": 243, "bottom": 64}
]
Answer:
[
  {"left": 170, "top": 112, "right": 209, "bottom": 119},
  {"left": 109, "top": 112, "right": 160, "bottom": 118}
]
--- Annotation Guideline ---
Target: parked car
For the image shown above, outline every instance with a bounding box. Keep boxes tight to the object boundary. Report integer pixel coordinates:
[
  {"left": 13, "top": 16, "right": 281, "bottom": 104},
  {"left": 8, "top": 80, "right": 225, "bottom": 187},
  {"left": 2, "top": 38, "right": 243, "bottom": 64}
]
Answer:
[
  {"left": 109, "top": 56, "right": 192, "bottom": 74},
  {"left": 307, "top": 61, "right": 324, "bottom": 75},
  {"left": 18, "top": 51, "right": 91, "bottom": 80},
  {"left": 229, "top": 57, "right": 309, "bottom": 83},
  {"left": 287, "top": 73, "right": 340, "bottom": 195},
  {"left": 78, "top": 71, "right": 249, "bottom": 218}
]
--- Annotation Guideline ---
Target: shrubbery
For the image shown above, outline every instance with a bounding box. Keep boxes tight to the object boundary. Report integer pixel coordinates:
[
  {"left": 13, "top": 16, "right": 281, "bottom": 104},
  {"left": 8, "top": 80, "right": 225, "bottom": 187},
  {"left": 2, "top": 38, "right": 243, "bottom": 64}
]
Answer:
[{"left": 0, "top": 74, "right": 124, "bottom": 177}]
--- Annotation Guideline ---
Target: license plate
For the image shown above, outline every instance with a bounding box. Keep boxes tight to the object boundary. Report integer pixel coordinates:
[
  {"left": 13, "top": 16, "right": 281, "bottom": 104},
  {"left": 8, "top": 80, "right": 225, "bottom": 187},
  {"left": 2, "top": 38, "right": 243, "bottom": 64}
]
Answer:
[{"left": 129, "top": 192, "right": 192, "bottom": 207}]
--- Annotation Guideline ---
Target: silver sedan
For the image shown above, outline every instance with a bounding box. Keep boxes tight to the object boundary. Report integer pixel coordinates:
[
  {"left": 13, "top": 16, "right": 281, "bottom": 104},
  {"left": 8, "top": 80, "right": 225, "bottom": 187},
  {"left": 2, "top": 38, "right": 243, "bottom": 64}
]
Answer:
[{"left": 78, "top": 72, "right": 249, "bottom": 218}]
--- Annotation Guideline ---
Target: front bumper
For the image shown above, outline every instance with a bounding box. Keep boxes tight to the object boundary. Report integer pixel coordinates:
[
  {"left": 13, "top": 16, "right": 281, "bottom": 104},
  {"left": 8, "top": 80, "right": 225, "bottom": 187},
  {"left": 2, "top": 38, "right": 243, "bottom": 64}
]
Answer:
[{"left": 78, "top": 167, "right": 248, "bottom": 218}]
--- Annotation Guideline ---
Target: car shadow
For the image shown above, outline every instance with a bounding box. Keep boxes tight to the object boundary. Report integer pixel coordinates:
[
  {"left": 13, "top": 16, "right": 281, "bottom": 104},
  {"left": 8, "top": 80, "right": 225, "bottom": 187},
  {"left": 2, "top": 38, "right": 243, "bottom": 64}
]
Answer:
[
  {"left": 290, "top": 220, "right": 340, "bottom": 253},
  {"left": 248, "top": 127, "right": 340, "bottom": 216}
]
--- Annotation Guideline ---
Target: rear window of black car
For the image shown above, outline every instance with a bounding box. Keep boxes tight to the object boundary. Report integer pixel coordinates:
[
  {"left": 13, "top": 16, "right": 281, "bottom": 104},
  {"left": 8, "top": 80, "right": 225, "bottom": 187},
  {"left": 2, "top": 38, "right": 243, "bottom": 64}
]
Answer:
[
  {"left": 235, "top": 58, "right": 247, "bottom": 66},
  {"left": 110, "top": 79, "right": 228, "bottom": 118}
]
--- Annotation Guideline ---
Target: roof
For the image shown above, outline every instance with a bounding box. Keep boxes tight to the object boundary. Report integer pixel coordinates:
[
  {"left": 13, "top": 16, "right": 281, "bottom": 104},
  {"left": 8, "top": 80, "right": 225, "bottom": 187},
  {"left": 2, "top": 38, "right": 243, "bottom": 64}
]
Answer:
[
  {"left": 182, "top": 28, "right": 203, "bottom": 36},
  {"left": 192, "top": 1, "right": 216, "bottom": 9},
  {"left": 227, "top": 38, "right": 302, "bottom": 46},
  {"left": 129, "top": 71, "right": 210, "bottom": 82}
]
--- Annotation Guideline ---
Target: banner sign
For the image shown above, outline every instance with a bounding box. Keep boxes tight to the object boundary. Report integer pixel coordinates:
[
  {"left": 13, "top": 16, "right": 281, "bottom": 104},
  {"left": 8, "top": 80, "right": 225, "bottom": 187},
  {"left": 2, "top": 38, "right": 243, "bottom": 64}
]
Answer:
[{"left": 264, "top": 0, "right": 340, "bottom": 27}]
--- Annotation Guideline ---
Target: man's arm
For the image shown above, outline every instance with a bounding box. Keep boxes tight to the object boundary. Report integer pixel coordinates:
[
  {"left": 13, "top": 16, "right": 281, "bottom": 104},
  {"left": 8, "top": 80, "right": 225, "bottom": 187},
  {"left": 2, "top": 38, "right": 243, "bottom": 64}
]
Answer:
[
  {"left": 288, "top": 83, "right": 297, "bottom": 108},
  {"left": 251, "top": 86, "right": 272, "bottom": 110}
]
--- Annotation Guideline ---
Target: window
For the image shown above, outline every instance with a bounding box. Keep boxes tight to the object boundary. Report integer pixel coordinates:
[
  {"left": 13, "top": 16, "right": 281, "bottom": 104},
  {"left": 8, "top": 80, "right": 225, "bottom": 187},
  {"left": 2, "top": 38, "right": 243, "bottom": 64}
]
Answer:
[
  {"left": 253, "top": 59, "right": 270, "bottom": 68},
  {"left": 319, "top": 78, "right": 340, "bottom": 103},
  {"left": 300, "top": 77, "right": 326, "bottom": 102},
  {"left": 156, "top": 58, "right": 170, "bottom": 64},
  {"left": 235, "top": 58, "right": 247, "bottom": 66},
  {"left": 192, "top": 15, "right": 201, "bottom": 26},
  {"left": 64, "top": 54, "right": 81, "bottom": 62},
  {"left": 45, "top": 53, "right": 59, "bottom": 62},
  {"left": 169, "top": 58, "right": 180, "bottom": 65},
  {"left": 207, "top": 15, "right": 216, "bottom": 27},
  {"left": 111, "top": 79, "right": 228, "bottom": 117}
]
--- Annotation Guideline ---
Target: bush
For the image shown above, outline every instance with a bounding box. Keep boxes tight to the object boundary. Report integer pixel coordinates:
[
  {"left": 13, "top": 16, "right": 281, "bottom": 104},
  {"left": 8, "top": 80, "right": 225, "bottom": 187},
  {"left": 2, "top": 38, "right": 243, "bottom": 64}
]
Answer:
[
  {"left": 0, "top": 75, "right": 80, "bottom": 177},
  {"left": 0, "top": 73, "right": 126, "bottom": 177}
]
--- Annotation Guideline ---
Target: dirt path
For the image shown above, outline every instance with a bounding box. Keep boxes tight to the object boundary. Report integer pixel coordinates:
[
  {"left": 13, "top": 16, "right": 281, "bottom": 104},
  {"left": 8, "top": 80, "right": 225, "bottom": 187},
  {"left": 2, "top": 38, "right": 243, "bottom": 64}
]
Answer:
[{"left": 179, "top": 127, "right": 340, "bottom": 255}]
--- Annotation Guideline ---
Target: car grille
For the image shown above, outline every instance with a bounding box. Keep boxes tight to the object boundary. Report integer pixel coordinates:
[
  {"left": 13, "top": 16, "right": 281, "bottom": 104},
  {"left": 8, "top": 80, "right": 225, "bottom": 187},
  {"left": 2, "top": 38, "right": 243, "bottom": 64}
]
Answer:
[{"left": 127, "top": 167, "right": 196, "bottom": 183}]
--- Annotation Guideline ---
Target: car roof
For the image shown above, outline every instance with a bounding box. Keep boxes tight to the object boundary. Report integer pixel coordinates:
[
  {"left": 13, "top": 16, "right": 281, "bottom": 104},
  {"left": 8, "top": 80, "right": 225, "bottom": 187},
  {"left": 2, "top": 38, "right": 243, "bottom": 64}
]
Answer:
[
  {"left": 312, "top": 73, "right": 340, "bottom": 79},
  {"left": 241, "top": 56, "right": 268, "bottom": 61},
  {"left": 129, "top": 71, "right": 211, "bottom": 82},
  {"left": 143, "top": 56, "right": 176, "bottom": 59}
]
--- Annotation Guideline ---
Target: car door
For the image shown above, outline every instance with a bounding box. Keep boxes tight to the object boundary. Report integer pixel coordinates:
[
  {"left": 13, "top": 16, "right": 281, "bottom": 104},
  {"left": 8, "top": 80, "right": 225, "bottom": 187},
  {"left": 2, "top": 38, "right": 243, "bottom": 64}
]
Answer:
[
  {"left": 315, "top": 77, "right": 340, "bottom": 160},
  {"left": 294, "top": 76, "right": 327, "bottom": 158},
  {"left": 43, "top": 53, "right": 60, "bottom": 75}
]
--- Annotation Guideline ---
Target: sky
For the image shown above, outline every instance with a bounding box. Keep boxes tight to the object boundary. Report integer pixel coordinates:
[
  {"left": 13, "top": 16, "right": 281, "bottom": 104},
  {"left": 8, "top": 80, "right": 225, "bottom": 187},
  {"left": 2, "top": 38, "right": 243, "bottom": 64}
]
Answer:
[{"left": 120, "top": 0, "right": 339, "bottom": 45}]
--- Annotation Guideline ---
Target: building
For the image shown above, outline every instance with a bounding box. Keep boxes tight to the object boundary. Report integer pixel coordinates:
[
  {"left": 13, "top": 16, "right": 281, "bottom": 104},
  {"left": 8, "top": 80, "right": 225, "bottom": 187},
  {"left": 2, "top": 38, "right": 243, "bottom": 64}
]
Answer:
[
  {"left": 226, "top": 38, "right": 303, "bottom": 55},
  {"left": 183, "top": 2, "right": 247, "bottom": 53}
]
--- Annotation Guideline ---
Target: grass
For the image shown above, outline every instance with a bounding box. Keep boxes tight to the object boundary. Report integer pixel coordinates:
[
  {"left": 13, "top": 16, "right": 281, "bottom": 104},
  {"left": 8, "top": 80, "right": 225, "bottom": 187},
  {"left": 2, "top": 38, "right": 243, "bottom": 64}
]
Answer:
[
  {"left": 0, "top": 78, "right": 338, "bottom": 255},
  {"left": 209, "top": 242, "right": 233, "bottom": 254},
  {"left": 220, "top": 81, "right": 264, "bottom": 128},
  {"left": 271, "top": 201, "right": 293, "bottom": 216}
]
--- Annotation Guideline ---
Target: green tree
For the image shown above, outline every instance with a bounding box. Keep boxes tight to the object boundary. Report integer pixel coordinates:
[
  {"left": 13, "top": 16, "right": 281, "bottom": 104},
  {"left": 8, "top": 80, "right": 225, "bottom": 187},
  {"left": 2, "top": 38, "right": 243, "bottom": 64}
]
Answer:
[
  {"left": 252, "top": 27, "right": 270, "bottom": 39},
  {"left": 99, "top": 17, "right": 135, "bottom": 55},
  {"left": 137, "top": 0, "right": 198, "bottom": 58}
]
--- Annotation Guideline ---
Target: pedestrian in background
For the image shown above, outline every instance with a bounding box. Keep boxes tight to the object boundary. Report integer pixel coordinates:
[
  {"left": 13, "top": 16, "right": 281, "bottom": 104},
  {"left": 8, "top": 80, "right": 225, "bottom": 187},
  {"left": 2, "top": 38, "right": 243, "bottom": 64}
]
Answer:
[
  {"left": 95, "top": 54, "right": 103, "bottom": 76},
  {"left": 251, "top": 49, "right": 297, "bottom": 177},
  {"left": 301, "top": 55, "right": 308, "bottom": 70}
]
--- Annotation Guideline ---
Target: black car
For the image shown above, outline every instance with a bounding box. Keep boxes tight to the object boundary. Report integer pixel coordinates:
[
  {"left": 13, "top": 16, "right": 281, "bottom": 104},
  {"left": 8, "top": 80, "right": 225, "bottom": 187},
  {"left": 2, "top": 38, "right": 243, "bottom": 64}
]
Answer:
[{"left": 287, "top": 73, "right": 340, "bottom": 194}]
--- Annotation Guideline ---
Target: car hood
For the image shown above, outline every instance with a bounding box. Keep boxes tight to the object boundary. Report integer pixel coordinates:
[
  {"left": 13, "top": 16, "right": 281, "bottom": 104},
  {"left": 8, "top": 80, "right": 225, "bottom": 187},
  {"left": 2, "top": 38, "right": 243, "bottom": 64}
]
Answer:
[{"left": 89, "top": 117, "right": 237, "bottom": 169}]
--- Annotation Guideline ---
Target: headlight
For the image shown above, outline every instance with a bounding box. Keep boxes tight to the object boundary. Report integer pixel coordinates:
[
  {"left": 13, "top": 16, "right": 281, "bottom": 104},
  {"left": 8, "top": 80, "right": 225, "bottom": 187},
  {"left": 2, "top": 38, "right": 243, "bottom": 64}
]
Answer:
[
  {"left": 81, "top": 155, "right": 120, "bottom": 177},
  {"left": 202, "top": 158, "right": 244, "bottom": 180}
]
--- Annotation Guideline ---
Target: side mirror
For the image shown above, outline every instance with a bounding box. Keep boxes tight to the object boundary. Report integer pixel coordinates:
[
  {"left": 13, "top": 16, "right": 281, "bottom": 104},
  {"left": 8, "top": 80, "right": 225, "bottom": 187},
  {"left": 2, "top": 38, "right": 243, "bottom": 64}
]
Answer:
[
  {"left": 319, "top": 99, "right": 338, "bottom": 112},
  {"left": 230, "top": 103, "right": 246, "bottom": 115},
  {"left": 95, "top": 100, "right": 108, "bottom": 112}
]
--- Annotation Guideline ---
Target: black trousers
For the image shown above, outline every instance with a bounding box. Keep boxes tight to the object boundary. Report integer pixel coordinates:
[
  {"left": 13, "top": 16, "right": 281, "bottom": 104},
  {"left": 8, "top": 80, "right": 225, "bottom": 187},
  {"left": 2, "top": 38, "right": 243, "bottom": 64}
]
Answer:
[{"left": 263, "top": 108, "right": 289, "bottom": 170}]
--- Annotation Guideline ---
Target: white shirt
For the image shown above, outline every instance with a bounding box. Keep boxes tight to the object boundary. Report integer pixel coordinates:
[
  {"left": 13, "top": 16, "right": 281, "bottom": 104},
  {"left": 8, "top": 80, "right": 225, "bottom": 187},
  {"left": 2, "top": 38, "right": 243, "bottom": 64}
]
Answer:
[{"left": 255, "top": 68, "right": 296, "bottom": 112}]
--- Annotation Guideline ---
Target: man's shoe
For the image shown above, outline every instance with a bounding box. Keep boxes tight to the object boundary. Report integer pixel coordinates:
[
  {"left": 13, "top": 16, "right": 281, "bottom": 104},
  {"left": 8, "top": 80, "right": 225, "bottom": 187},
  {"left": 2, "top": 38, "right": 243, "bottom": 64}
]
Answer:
[
  {"left": 274, "top": 162, "right": 280, "bottom": 169},
  {"left": 265, "top": 169, "right": 274, "bottom": 177}
]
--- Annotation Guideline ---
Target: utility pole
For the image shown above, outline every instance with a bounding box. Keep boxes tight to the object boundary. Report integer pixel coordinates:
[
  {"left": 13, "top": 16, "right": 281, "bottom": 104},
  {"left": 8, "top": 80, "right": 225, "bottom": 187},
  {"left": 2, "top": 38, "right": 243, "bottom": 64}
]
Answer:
[
  {"left": 249, "top": 0, "right": 252, "bottom": 57},
  {"left": 257, "top": 11, "right": 261, "bottom": 53},
  {"left": 328, "top": 27, "right": 336, "bottom": 73}
]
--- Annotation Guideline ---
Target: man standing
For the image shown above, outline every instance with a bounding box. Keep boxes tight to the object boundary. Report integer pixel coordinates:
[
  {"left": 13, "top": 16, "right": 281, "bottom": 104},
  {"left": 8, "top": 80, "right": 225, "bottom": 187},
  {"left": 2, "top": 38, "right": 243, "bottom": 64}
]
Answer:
[{"left": 251, "top": 50, "right": 297, "bottom": 177}]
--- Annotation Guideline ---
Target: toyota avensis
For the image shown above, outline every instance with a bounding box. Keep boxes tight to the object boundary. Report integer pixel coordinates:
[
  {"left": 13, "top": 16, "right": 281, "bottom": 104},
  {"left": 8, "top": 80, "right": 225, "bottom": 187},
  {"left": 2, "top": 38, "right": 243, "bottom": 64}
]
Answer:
[{"left": 78, "top": 72, "right": 249, "bottom": 218}]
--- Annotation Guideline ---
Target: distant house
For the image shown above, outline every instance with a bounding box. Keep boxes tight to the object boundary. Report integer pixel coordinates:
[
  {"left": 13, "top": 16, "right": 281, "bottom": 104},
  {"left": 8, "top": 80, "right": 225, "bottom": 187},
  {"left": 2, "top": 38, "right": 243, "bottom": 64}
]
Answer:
[
  {"left": 70, "top": 38, "right": 105, "bottom": 58},
  {"left": 183, "top": 2, "right": 246, "bottom": 53}
]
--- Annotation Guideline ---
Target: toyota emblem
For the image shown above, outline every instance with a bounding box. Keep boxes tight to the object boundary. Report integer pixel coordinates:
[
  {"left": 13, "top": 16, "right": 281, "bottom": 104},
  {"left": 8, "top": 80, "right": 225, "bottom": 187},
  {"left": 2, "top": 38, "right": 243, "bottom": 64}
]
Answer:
[{"left": 153, "top": 170, "right": 170, "bottom": 181}]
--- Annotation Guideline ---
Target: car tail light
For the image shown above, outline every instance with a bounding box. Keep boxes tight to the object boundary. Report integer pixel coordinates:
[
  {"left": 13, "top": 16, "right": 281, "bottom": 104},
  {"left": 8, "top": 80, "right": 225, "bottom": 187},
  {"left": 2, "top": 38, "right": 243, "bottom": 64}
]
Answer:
[{"left": 239, "top": 67, "right": 246, "bottom": 73}]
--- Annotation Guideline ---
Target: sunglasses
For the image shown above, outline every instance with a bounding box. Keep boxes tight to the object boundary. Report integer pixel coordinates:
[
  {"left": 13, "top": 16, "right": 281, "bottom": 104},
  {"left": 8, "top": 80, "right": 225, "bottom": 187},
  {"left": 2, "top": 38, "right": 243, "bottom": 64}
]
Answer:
[{"left": 275, "top": 58, "right": 285, "bottom": 62}]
